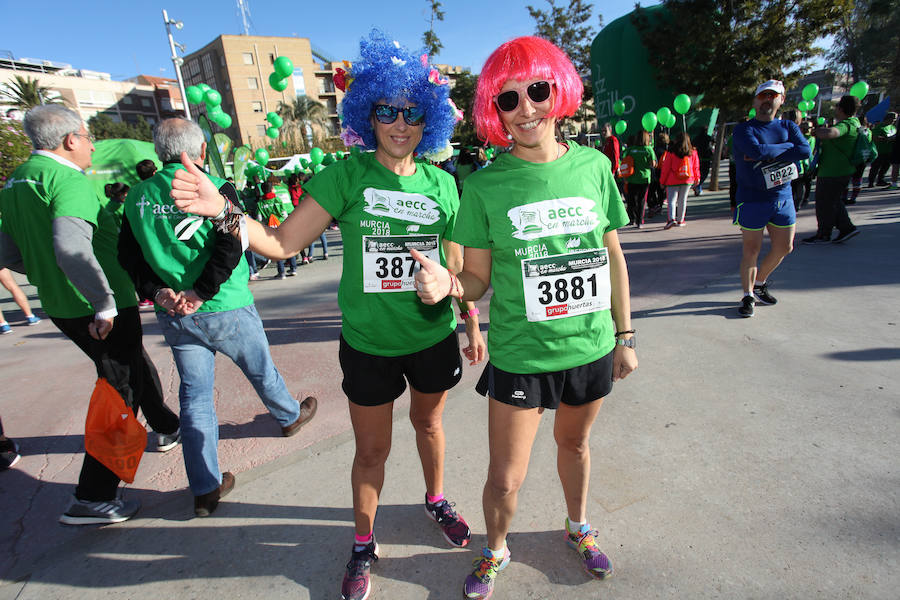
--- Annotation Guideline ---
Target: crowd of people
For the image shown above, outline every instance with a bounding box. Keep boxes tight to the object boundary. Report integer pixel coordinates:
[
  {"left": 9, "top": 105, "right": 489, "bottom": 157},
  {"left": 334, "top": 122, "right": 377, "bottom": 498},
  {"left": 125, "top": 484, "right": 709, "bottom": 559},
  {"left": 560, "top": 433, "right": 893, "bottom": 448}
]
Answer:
[{"left": 1, "top": 23, "right": 898, "bottom": 600}]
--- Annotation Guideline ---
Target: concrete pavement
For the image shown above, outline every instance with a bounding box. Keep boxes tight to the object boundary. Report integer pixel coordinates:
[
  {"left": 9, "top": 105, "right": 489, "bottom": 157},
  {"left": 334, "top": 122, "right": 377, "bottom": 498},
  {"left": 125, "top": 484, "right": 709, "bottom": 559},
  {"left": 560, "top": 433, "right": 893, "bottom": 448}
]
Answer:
[{"left": 1, "top": 183, "right": 898, "bottom": 599}]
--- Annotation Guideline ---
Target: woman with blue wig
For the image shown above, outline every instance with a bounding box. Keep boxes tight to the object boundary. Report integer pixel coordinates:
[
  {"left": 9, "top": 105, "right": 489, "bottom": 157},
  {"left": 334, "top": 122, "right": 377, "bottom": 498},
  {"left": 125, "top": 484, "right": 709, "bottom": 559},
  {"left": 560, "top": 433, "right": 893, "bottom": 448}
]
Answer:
[{"left": 170, "top": 29, "right": 484, "bottom": 600}]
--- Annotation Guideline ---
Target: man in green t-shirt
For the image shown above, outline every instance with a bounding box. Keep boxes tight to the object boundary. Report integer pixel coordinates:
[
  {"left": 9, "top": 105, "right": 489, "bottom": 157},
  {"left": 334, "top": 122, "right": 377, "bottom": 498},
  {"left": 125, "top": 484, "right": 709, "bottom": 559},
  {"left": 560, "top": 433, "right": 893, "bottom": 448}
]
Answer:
[
  {"left": 118, "top": 118, "right": 316, "bottom": 517},
  {"left": 0, "top": 105, "right": 180, "bottom": 525},
  {"left": 803, "top": 95, "right": 861, "bottom": 245},
  {"left": 868, "top": 112, "right": 896, "bottom": 187}
]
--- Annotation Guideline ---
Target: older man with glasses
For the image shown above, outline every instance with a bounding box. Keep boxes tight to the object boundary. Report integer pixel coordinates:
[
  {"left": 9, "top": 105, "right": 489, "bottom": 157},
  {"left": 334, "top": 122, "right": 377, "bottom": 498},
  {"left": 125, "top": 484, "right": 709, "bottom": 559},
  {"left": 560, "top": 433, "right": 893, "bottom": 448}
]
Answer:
[{"left": 0, "top": 104, "right": 180, "bottom": 524}]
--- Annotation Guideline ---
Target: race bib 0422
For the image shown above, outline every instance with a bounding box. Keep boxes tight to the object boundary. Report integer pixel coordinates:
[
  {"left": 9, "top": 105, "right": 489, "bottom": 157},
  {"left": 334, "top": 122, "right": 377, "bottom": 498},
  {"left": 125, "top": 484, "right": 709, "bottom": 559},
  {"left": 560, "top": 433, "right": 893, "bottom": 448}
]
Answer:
[
  {"left": 761, "top": 161, "right": 798, "bottom": 189},
  {"left": 521, "top": 248, "right": 611, "bottom": 321},
  {"left": 363, "top": 234, "right": 440, "bottom": 293}
]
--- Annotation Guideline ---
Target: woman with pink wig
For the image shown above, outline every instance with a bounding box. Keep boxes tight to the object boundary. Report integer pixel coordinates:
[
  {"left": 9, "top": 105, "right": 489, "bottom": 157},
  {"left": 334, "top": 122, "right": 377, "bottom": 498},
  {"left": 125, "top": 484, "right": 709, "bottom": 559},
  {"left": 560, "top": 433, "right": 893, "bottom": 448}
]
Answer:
[{"left": 411, "top": 36, "right": 638, "bottom": 598}]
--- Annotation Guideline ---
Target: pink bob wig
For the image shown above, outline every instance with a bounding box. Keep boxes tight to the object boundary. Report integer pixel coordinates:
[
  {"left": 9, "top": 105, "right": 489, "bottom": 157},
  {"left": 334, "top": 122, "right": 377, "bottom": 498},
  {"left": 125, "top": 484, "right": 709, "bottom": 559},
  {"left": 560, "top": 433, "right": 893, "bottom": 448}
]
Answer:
[{"left": 474, "top": 36, "right": 583, "bottom": 146}]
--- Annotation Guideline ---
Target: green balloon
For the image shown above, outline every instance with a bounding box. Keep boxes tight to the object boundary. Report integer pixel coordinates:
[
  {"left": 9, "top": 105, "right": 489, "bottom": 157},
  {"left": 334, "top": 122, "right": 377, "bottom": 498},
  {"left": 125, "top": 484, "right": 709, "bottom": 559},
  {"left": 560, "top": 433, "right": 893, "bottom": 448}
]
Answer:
[
  {"left": 269, "top": 72, "right": 288, "bottom": 92},
  {"left": 185, "top": 86, "right": 204, "bottom": 104},
  {"left": 614, "top": 120, "right": 627, "bottom": 135},
  {"left": 313, "top": 164, "right": 325, "bottom": 174},
  {"left": 204, "top": 90, "right": 222, "bottom": 107},
  {"left": 273, "top": 56, "right": 294, "bottom": 79},
  {"left": 801, "top": 83, "right": 819, "bottom": 101},
  {"left": 656, "top": 107, "right": 672, "bottom": 124},
  {"left": 309, "top": 147, "right": 325, "bottom": 165},
  {"left": 613, "top": 100, "right": 626, "bottom": 116},
  {"left": 299, "top": 158, "right": 309, "bottom": 168},
  {"left": 817, "top": 117, "right": 825, "bottom": 125},
  {"left": 849, "top": 81, "right": 869, "bottom": 99},
  {"left": 749, "top": 108, "right": 757, "bottom": 118},
  {"left": 282, "top": 141, "right": 288, "bottom": 148},
  {"left": 214, "top": 113, "right": 232, "bottom": 129},
  {"left": 641, "top": 112, "right": 658, "bottom": 132},
  {"left": 323, "top": 154, "right": 336, "bottom": 166},
  {"left": 267, "top": 112, "right": 284, "bottom": 128},
  {"left": 336, "top": 151, "right": 345, "bottom": 159},
  {"left": 198, "top": 83, "right": 211, "bottom": 93},
  {"left": 266, "top": 127, "right": 279, "bottom": 139},
  {"left": 255, "top": 148, "right": 269, "bottom": 166},
  {"left": 673, "top": 93, "right": 691, "bottom": 115},
  {"left": 207, "top": 106, "right": 224, "bottom": 119},
  {"left": 666, "top": 114, "right": 676, "bottom": 128}
]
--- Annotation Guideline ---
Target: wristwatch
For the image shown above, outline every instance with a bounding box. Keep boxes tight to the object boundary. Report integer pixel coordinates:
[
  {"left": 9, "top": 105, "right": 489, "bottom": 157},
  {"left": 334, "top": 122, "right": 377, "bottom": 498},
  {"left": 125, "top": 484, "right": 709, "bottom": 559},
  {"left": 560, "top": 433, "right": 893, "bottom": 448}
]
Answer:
[{"left": 616, "top": 335, "right": 636, "bottom": 349}]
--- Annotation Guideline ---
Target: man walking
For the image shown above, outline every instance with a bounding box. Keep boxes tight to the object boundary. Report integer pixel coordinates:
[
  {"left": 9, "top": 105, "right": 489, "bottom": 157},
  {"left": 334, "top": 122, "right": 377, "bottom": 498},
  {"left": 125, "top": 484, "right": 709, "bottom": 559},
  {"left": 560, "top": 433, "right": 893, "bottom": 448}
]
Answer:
[
  {"left": 802, "top": 95, "right": 862, "bottom": 245},
  {"left": 119, "top": 118, "right": 316, "bottom": 517},
  {"left": 731, "top": 80, "right": 810, "bottom": 318},
  {"left": 0, "top": 105, "right": 180, "bottom": 524}
]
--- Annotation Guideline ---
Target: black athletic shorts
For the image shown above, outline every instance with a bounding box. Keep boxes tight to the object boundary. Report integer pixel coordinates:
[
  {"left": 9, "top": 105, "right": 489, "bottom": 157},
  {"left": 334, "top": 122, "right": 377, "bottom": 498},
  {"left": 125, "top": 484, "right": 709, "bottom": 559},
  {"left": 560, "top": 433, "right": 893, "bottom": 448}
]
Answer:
[
  {"left": 339, "top": 332, "right": 462, "bottom": 407},
  {"left": 475, "top": 349, "right": 614, "bottom": 409}
]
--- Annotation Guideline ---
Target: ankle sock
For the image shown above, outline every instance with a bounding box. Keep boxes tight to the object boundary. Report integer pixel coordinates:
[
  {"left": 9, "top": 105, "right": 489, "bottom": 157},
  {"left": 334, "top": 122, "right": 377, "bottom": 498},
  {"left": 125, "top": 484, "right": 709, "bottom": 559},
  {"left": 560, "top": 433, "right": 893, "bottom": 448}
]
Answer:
[
  {"left": 354, "top": 532, "right": 373, "bottom": 551},
  {"left": 486, "top": 544, "right": 507, "bottom": 560},
  {"left": 566, "top": 518, "right": 588, "bottom": 535},
  {"left": 426, "top": 493, "right": 444, "bottom": 505}
]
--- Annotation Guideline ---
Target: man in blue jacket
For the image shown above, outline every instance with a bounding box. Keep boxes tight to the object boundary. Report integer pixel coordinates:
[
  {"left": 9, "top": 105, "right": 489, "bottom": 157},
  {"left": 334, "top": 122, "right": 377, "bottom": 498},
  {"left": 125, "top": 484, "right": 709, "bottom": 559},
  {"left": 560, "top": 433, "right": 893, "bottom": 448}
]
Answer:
[{"left": 732, "top": 80, "right": 810, "bottom": 318}]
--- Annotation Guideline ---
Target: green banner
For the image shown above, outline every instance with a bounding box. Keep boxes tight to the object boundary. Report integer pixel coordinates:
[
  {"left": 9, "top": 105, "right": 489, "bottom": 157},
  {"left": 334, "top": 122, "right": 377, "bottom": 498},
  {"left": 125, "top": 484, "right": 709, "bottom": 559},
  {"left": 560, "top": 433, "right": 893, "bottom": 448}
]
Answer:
[
  {"left": 214, "top": 133, "right": 233, "bottom": 164},
  {"left": 232, "top": 145, "right": 253, "bottom": 190},
  {"left": 83, "top": 139, "right": 160, "bottom": 204},
  {"left": 198, "top": 115, "right": 225, "bottom": 179}
]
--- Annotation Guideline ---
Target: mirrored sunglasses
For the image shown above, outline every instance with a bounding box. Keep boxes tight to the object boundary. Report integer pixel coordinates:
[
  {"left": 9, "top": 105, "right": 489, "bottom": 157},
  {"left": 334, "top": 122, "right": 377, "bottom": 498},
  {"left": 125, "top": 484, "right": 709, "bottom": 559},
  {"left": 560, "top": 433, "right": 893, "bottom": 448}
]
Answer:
[
  {"left": 493, "top": 80, "right": 554, "bottom": 113},
  {"left": 373, "top": 104, "right": 425, "bottom": 126}
]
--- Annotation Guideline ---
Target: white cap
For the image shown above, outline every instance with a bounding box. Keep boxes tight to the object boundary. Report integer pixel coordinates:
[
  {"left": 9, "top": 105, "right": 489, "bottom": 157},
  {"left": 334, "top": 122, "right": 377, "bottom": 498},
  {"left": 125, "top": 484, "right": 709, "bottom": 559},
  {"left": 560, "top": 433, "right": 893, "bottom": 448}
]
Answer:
[{"left": 755, "top": 80, "right": 785, "bottom": 96}]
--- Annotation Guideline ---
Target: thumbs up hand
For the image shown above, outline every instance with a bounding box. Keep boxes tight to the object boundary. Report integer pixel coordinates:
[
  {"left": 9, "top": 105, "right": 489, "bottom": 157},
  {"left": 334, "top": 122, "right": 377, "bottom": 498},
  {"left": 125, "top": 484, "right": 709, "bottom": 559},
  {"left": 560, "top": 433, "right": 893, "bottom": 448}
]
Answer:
[
  {"left": 411, "top": 248, "right": 451, "bottom": 305},
  {"left": 171, "top": 151, "right": 226, "bottom": 217}
]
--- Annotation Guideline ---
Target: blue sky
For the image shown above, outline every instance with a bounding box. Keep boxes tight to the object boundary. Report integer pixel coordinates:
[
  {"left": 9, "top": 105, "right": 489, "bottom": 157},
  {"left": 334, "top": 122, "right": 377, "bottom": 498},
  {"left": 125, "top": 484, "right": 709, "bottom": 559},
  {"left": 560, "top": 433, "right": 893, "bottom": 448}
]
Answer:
[{"left": 0, "top": 0, "right": 649, "bottom": 79}]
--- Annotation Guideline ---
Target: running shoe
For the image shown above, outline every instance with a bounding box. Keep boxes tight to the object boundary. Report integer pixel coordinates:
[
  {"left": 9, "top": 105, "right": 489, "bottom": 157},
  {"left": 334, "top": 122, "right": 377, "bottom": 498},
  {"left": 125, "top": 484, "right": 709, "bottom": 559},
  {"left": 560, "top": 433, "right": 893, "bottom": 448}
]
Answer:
[
  {"left": 753, "top": 283, "right": 777, "bottom": 305},
  {"left": 26, "top": 315, "right": 41, "bottom": 326},
  {"left": 59, "top": 494, "right": 140, "bottom": 525},
  {"left": 889, "top": 184, "right": 899, "bottom": 190},
  {"left": 157, "top": 428, "right": 181, "bottom": 452},
  {"left": 664, "top": 220, "right": 677, "bottom": 230},
  {"left": 801, "top": 234, "right": 831, "bottom": 245},
  {"left": 276, "top": 273, "right": 286, "bottom": 280},
  {"left": 565, "top": 523, "right": 613, "bottom": 580},
  {"left": 0, "top": 323, "right": 11, "bottom": 335},
  {"left": 832, "top": 227, "right": 860, "bottom": 244},
  {"left": 464, "top": 546, "right": 510, "bottom": 599},
  {"left": 425, "top": 496, "right": 470, "bottom": 547},
  {"left": 738, "top": 295, "right": 755, "bottom": 318},
  {"left": 0, "top": 438, "right": 20, "bottom": 470},
  {"left": 341, "top": 538, "right": 379, "bottom": 600},
  {"left": 678, "top": 219, "right": 686, "bottom": 227},
  {"left": 286, "top": 269, "right": 297, "bottom": 277}
]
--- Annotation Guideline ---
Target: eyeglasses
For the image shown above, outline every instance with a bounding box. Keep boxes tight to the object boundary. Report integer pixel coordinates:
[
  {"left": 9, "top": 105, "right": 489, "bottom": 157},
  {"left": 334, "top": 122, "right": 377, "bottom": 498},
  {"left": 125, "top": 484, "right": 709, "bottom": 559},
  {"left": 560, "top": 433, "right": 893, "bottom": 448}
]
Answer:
[
  {"left": 373, "top": 104, "right": 425, "bottom": 126},
  {"left": 493, "top": 80, "right": 555, "bottom": 113},
  {"left": 71, "top": 132, "right": 95, "bottom": 143}
]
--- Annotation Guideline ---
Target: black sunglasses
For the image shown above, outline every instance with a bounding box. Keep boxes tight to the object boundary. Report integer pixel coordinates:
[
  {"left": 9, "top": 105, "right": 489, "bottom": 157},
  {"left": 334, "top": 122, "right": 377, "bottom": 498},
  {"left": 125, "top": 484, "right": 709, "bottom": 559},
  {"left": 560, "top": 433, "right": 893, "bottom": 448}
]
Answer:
[
  {"left": 373, "top": 104, "right": 425, "bottom": 126},
  {"left": 493, "top": 80, "right": 555, "bottom": 113}
]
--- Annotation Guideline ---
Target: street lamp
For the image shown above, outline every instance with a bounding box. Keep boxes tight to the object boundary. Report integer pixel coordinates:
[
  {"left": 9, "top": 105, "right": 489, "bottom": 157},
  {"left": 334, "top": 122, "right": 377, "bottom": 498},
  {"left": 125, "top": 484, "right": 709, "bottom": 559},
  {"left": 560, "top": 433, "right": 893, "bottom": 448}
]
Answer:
[{"left": 162, "top": 9, "right": 191, "bottom": 121}]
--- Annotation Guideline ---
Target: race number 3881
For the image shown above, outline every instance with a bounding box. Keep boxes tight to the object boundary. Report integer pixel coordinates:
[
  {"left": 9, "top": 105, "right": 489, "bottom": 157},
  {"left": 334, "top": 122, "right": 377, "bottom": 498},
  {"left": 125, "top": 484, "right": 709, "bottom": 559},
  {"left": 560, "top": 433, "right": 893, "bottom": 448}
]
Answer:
[
  {"left": 363, "top": 234, "right": 440, "bottom": 293},
  {"left": 521, "top": 248, "right": 611, "bottom": 321}
]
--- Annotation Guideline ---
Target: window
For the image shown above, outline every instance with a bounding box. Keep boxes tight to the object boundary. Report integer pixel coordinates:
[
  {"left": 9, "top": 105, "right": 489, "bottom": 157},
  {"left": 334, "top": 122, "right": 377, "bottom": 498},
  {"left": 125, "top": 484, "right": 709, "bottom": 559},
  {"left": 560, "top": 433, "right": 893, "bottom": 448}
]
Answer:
[
  {"left": 256, "top": 125, "right": 266, "bottom": 137},
  {"left": 140, "top": 98, "right": 152, "bottom": 108},
  {"left": 242, "top": 52, "right": 254, "bottom": 65},
  {"left": 247, "top": 77, "right": 258, "bottom": 90},
  {"left": 122, "top": 95, "right": 133, "bottom": 105},
  {"left": 251, "top": 101, "right": 263, "bottom": 113},
  {"left": 268, "top": 53, "right": 275, "bottom": 64}
]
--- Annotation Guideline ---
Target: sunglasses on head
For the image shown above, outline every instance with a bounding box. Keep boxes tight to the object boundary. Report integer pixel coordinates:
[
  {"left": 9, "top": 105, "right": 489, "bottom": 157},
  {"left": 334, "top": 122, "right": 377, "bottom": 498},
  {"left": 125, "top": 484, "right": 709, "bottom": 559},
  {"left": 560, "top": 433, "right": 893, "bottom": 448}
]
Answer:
[
  {"left": 373, "top": 104, "right": 425, "bottom": 126},
  {"left": 493, "top": 80, "right": 555, "bottom": 113}
]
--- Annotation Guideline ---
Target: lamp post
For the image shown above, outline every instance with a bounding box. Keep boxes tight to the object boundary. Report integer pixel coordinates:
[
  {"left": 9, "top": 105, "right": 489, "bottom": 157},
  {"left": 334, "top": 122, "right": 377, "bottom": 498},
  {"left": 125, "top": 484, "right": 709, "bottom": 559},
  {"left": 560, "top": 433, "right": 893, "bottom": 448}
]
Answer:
[{"left": 162, "top": 9, "right": 190, "bottom": 121}]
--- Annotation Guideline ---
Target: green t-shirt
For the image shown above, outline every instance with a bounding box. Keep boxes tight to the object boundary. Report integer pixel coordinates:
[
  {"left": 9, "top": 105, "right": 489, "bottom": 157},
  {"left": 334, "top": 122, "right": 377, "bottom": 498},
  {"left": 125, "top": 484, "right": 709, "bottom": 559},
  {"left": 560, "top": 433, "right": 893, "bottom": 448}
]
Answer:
[
  {"left": 451, "top": 141, "right": 629, "bottom": 374},
  {"left": 123, "top": 163, "right": 253, "bottom": 313},
  {"left": 624, "top": 145, "right": 657, "bottom": 184},
  {"left": 302, "top": 152, "right": 459, "bottom": 356},
  {"left": 872, "top": 123, "right": 896, "bottom": 155},
  {"left": 0, "top": 153, "right": 137, "bottom": 318},
  {"left": 818, "top": 117, "right": 860, "bottom": 177},
  {"left": 257, "top": 192, "right": 293, "bottom": 225}
]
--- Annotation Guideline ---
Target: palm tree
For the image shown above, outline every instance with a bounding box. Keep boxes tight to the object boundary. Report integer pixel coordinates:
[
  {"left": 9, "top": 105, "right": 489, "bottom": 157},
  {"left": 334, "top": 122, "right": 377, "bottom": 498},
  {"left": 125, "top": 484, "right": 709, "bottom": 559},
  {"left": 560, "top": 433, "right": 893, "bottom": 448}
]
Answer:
[
  {"left": 277, "top": 95, "right": 329, "bottom": 150},
  {"left": 0, "top": 75, "right": 62, "bottom": 110}
]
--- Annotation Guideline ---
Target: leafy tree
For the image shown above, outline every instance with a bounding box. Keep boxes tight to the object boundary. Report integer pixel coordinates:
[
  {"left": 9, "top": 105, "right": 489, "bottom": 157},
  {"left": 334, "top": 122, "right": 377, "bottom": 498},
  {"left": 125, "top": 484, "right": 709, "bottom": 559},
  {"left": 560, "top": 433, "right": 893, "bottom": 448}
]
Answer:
[
  {"left": 527, "top": 0, "right": 602, "bottom": 124},
  {"left": 277, "top": 95, "right": 329, "bottom": 152},
  {"left": 449, "top": 70, "right": 479, "bottom": 146},
  {"left": 632, "top": 0, "right": 853, "bottom": 118},
  {"left": 88, "top": 113, "right": 152, "bottom": 142},
  {"left": 0, "top": 75, "right": 63, "bottom": 110},
  {"left": 0, "top": 118, "right": 32, "bottom": 185},
  {"left": 827, "top": 0, "right": 900, "bottom": 102},
  {"left": 422, "top": 1, "right": 446, "bottom": 57}
]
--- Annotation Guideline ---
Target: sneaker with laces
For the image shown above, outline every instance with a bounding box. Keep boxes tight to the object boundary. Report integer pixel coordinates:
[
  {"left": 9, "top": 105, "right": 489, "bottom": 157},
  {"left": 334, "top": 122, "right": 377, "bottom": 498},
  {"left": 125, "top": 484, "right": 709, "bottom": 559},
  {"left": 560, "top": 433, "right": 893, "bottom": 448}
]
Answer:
[
  {"left": 424, "top": 496, "right": 471, "bottom": 547},
  {"left": 0, "top": 323, "right": 11, "bottom": 335},
  {"left": 341, "top": 538, "right": 379, "bottom": 600},
  {"left": 738, "top": 295, "right": 755, "bottom": 318},
  {"left": 664, "top": 220, "right": 677, "bottom": 230},
  {"left": 832, "top": 227, "right": 860, "bottom": 244},
  {"left": 753, "top": 283, "right": 777, "bottom": 305},
  {"left": 59, "top": 495, "right": 140, "bottom": 525},
  {"left": 26, "top": 315, "right": 41, "bottom": 326},
  {"left": 157, "top": 428, "right": 181, "bottom": 452},
  {"left": 566, "top": 523, "right": 613, "bottom": 580},
  {"left": 801, "top": 234, "right": 831, "bottom": 245},
  {"left": 464, "top": 546, "right": 510, "bottom": 599},
  {"left": 678, "top": 219, "right": 686, "bottom": 226}
]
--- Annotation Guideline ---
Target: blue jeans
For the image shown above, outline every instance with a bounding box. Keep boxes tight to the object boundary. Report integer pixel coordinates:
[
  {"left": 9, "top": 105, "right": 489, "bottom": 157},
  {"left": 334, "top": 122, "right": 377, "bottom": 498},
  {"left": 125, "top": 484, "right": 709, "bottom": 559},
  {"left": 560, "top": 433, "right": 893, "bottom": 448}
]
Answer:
[
  {"left": 276, "top": 256, "right": 297, "bottom": 275},
  {"left": 157, "top": 304, "right": 300, "bottom": 496}
]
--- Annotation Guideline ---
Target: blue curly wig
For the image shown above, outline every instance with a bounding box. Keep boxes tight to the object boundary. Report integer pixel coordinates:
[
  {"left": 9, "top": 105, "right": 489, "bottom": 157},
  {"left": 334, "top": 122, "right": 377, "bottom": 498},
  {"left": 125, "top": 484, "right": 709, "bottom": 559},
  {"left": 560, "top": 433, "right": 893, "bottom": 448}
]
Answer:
[{"left": 339, "top": 29, "right": 455, "bottom": 156}]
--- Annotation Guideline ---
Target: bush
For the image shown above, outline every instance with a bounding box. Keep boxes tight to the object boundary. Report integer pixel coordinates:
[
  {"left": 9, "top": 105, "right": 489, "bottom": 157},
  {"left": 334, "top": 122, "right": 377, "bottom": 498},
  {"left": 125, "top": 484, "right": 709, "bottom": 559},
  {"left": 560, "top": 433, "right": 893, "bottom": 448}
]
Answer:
[{"left": 0, "top": 119, "right": 33, "bottom": 185}]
